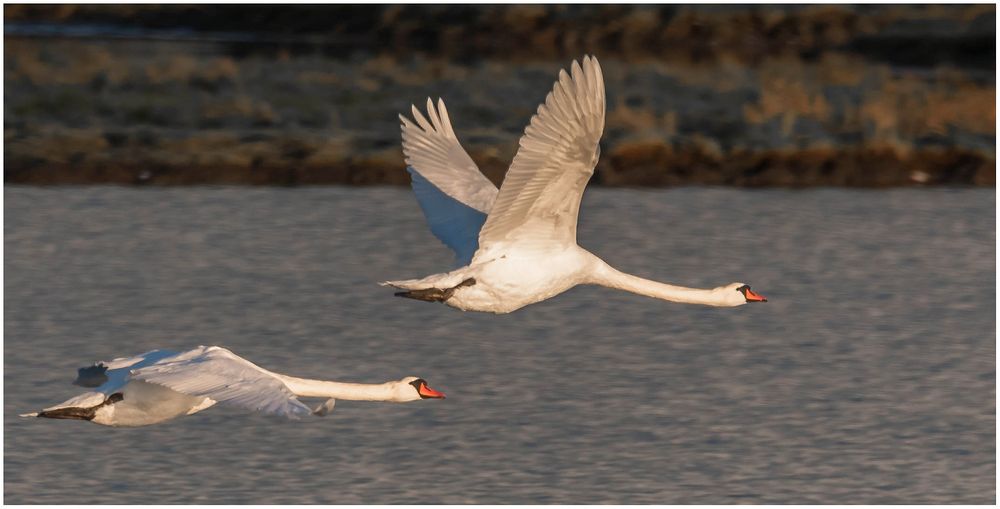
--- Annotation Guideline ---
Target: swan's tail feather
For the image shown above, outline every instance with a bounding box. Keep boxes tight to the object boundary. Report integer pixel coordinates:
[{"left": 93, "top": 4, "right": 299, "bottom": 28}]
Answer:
[
  {"left": 27, "top": 393, "right": 124, "bottom": 421},
  {"left": 381, "top": 269, "right": 475, "bottom": 291},
  {"left": 380, "top": 279, "right": 422, "bottom": 290},
  {"left": 394, "top": 278, "right": 476, "bottom": 303},
  {"left": 380, "top": 275, "right": 448, "bottom": 291}
]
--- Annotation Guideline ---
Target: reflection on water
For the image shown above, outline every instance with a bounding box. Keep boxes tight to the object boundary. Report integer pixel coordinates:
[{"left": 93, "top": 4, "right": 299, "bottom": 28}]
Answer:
[{"left": 4, "top": 186, "right": 995, "bottom": 503}]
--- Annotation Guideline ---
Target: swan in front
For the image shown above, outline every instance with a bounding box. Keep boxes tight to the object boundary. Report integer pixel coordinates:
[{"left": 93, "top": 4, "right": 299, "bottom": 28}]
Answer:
[
  {"left": 383, "top": 55, "right": 767, "bottom": 313},
  {"left": 21, "top": 346, "right": 445, "bottom": 427}
]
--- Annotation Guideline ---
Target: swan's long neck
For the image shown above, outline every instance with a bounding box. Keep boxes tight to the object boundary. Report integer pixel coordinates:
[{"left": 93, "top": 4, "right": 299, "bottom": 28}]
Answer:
[
  {"left": 586, "top": 258, "right": 730, "bottom": 307},
  {"left": 274, "top": 375, "right": 398, "bottom": 401}
]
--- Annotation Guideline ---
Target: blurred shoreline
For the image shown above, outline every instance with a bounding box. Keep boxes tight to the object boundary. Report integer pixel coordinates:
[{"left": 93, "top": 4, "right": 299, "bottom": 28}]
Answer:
[{"left": 4, "top": 5, "right": 995, "bottom": 187}]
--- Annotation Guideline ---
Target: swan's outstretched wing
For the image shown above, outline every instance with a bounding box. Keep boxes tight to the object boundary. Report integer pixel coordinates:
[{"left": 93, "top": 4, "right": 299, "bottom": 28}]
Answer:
[
  {"left": 476, "top": 56, "right": 605, "bottom": 255},
  {"left": 401, "top": 98, "right": 498, "bottom": 264},
  {"left": 401, "top": 98, "right": 498, "bottom": 213},
  {"left": 74, "top": 349, "right": 180, "bottom": 388},
  {"left": 129, "top": 346, "right": 312, "bottom": 418},
  {"left": 408, "top": 169, "right": 488, "bottom": 265}
]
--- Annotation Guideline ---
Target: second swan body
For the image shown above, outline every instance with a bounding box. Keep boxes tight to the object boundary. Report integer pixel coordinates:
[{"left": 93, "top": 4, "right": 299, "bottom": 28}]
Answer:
[{"left": 22, "top": 346, "right": 445, "bottom": 427}]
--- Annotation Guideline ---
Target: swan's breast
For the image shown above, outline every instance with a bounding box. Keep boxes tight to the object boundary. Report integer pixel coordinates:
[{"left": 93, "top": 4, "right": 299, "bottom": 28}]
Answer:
[{"left": 447, "top": 249, "right": 591, "bottom": 313}]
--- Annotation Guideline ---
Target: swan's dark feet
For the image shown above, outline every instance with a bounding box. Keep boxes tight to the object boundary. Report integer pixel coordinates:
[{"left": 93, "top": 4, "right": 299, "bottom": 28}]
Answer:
[
  {"left": 395, "top": 278, "right": 476, "bottom": 303},
  {"left": 74, "top": 363, "right": 109, "bottom": 387},
  {"left": 37, "top": 406, "right": 96, "bottom": 421}
]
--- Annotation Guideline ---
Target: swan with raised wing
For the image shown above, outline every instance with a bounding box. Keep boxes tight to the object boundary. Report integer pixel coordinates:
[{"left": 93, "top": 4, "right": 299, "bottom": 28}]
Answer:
[
  {"left": 383, "top": 55, "right": 767, "bottom": 313},
  {"left": 21, "top": 346, "right": 445, "bottom": 427}
]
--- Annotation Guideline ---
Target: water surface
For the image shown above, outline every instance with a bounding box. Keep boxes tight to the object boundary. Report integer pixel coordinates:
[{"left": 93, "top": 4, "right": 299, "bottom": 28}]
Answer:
[{"left": 4, "top": 187, "right": 995, "bottom": 503}]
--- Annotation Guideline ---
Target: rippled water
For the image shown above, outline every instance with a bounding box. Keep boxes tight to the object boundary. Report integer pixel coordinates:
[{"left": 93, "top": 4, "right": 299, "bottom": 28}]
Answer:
[{"left": 4, "top": 186, "right": 995, "bottom": 503}]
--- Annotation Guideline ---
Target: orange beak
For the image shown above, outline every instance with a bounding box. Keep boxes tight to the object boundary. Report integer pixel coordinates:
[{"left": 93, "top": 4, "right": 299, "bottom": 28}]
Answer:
[
  {"left": 418, "top": 382, "right": 446, "bottom": 399},
  {"left": 744, "top": 288, "right": 767, "bottom": 302}
]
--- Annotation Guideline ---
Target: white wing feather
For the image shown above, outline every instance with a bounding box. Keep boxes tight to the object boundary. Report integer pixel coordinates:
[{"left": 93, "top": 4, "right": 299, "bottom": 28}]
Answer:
[
  {"left": 401, "top": 98, "right": 498, "bottom": 213},
  {"left": 401, "top": 99, "right": 498, "bottom": 263},
  {"left": 408, "top": 168, "right": 487, "bottom": 265},
  {"left": 476, "top": 56, "right": 605, "bottom": 254},
  {"left": 130, "top": 346, "right": 312, "bottom": 418}
]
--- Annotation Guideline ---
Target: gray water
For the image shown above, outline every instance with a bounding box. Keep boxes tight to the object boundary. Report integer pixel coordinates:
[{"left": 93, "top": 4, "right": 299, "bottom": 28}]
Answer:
[{"left": 4, "top": 186, "right": 995, "bottom": 504}]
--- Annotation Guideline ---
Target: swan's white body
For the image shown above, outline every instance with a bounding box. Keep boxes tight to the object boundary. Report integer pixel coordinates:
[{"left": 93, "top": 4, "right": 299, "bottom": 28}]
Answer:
[
  {"left": 384, "top": 55, "right": 766, "bottom": 314},
  {"left": 22, "top": 346, "right": 444, "bottom": 427}
]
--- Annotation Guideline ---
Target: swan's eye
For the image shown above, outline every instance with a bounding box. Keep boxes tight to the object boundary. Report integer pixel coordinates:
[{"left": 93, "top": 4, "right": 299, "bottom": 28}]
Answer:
[
  {"left": 408, "top": 378, "right": 427, "bottom": 391},
  {"left": 736, "top": 285, "right": 748, "bottom": 293}
]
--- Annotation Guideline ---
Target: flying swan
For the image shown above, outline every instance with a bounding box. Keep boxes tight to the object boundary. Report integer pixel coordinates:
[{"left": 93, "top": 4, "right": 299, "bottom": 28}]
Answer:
[
  {"left": 383, "top": 55, "right": 767, "bottom": 314},
  {"left": 21, "top": 346, "right": 445, "bottom": 427}
]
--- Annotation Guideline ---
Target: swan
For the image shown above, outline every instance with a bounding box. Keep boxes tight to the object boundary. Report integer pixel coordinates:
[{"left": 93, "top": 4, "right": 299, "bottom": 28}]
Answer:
[
  {"left": 383, "top": 55, "right": 767, "bottom": 314},
  {"left": 21, "top": 346, "right": 445, "bottom": 427}
]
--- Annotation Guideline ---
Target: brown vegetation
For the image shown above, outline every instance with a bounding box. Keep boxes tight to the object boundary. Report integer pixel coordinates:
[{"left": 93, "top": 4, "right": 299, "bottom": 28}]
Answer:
[
  {"left": 603, "top": 141, "right": 994, "bottom": 187},
  {"left": 4, "top": 5, "right": 994, "bottom": 187}
]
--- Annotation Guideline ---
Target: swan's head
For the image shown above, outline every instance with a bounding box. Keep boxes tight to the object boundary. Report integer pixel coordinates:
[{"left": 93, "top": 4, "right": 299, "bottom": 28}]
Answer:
[
  {"left": 395, "top": 376, "right": 446, "bottom": 402},
  {"left": 720, "top": 283, "right": 767, "bottom": 306}
]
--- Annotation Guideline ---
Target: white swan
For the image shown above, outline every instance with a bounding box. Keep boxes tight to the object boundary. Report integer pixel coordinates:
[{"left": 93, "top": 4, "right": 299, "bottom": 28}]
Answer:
[
  {"left": 21, "top": 346, "right": 445, "bottom": 427},
  {"left": 383, "top": 55, "right": 767, "bottom": 314}
]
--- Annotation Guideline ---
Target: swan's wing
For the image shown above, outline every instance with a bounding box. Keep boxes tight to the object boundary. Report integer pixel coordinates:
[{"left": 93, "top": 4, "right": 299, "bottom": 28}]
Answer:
[
  {"left": 408, "top": 168, "right": 488, "bottom": 265},
  {"left": 74, "top": 349, "right": 180, "bottom": 388},
  {"left": 129, "top": 346, "right": 312, "bottom": 419},
  {"left": 401, "top": 98, "right": 498, "bottom": 264},
  {"left": 401, "top": 98, "right": 498, "bottom": 213},
  {"left": 476, "top": 56, "right": 605, "bottom": 254}
]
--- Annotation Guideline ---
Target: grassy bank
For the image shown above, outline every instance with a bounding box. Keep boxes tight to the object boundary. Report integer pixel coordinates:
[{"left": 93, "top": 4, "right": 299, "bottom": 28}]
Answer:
[{"left": 4, "top": 5, "right": 994, "bottom": 186}]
